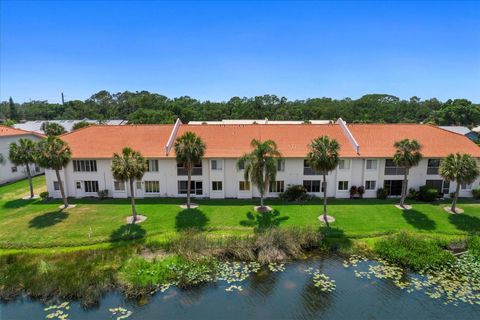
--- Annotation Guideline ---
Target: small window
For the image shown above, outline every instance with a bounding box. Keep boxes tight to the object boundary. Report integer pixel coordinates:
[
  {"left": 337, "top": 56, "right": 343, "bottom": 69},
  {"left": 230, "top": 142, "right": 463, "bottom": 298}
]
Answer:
[
  {"left": 211, "top": 160, "right": 222, "bottom": 170},
  {"left": 238, "top": 160, "right": 245, "bottom": 170},
  {"left": 277, "top": 159, "right": 285, "bottom": 172},
  {"left": 365, "top": 180, "right": 376, "bottom": 190},
  {"left": 212, "top": 181, "right": 223, "bottom": 191},
  {"left": 35, "top": 165, "right": 41, "bottom": 173},
  {"left": 84, "top": 180, "right": 99, "bottom": 193},
  {"left": 239, "top": 181, "right": 250, "bottom": 191},
  {"left": 427, "top": 159, "right": 441, "bottom": 175},
  {"left": 303, "top": 180, "right": 322, "bottom": 193},
  {"left": 145, "top": 181, "right": 160, "bottom": 193},
  {"left": 147, "top": 160, "right": 159, "bottom": 172},
  {"left": 114, "top": 180, "right": 126, "bottom": 191},
  {"left": 461, "top": 183, "right": 472, "bottom": 190},
  {"left": 11, "top": 166, "right": 17, "bottom": 173},
  {"left": 53, "top": 181, "right": 60, "bottom": 191},
  {"left": 269, "top": 180, "right": 285, "bottom": 193},
  {"left": 76, "top": 181, "right": 81, "bottom": 189},
  {"left": 366, "top": 160, "right": 377, "bottom": 170},
  {"left": 338, "top": 160, "right": 350, "bottom": 170},
  {"left": 136, "top": 181, "right": 142, "bottom": 190},
  {"left": 338, "top": 181, "right": 349, "bottom": 191}
]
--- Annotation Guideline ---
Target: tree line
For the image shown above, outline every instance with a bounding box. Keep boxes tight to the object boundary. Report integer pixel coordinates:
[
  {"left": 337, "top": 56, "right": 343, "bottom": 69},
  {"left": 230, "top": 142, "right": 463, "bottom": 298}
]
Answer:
[{"left": 1, "top": 91, "right": 479, "bottom": 126}]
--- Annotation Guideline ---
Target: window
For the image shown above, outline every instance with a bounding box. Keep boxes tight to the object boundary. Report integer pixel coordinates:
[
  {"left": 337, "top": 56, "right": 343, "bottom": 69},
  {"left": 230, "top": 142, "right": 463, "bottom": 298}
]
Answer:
[
  {"left": 384, "top": 159, "right": 406, "bottom": 175},
  {"left": 461, "top": 183, "right": 472, "bottom": 190},
  {"left": 84, "top": 180, "right": 99, "bottom": 193},
  {"left": 365, "top": 180, "right": 376, "bottom": 190},
  {"left": 35, "top": 165, "right": 41, "bottom": 173},
  {"left": 277, "top": 159, "right": 285, "bottom": 172},
  {"left": 178, "top": 181, "right": 203, "bottom": 195},
  {"left": 338, "top": 181, "right": 349, "bottom": 191},
  {"left": 136, "top": 181, "right": 142, "bottom": 190},
  {"left": 303, "top": 180, "right": 322, "bottom": 193},
  {"left": 238, "top": 160, "right": 245, "bottom": 170},
  {"left": 147, "top": 160, "right": 159, "bottom": 172},
  {"left": 269, "top": 180, "right": 285, "bottom": 193},
  {"left": 366, "top": 160, "right": 377, "bottom": 170},
  {"left": 239, "top": 181, "right": 250, "bottom": 191},
  {"left": 73, "top": 160, "right": 97, "bottom": 172},
  {"left": 145, "top": 181, "right": 160, "bottom": 193},
  {"left": 11, "top": 166, "right": 17, "bottom": 173},
  {"left": 211, "top": 160, "right": 222, "bottom": 170},
  {"left": 427, "top": 159, "right": 441, "bottom": 175},
  {"left": 338, "top": 160, "right": 350, "bottom": 170},
  {"left": 426, "top": 180, "right": 450, "bottom": 195},
  {"left": 76, "top": 181, "right": 81, "bottom": 189},
  {"left": 114, "top": 180, "right": 126, "bottom": 191},
  {"left": 212, "top": 181, "right": 223, "bottom": 191},
  {"left": 303, "top": 159, "right": 320, "bottom": 175},
  {"left": 177, "top": 161, "right": 202, "bottom": 176},
  {"left": 53, "top": 181, "right": 60, "bottom": 191}
]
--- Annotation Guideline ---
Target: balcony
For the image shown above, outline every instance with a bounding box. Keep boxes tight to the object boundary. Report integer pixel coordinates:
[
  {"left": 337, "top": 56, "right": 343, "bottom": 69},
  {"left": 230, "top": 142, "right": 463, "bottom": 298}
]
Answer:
[
  {"left": 303, "top": 167, "right": 321, "bottom": 175},
  {"left": 177, "top": 167, "right": 203, "bottom": 176},
  {"left": 384, "top": 167, "right": 406, "bottom": 175},
  {"left": 427, "top": 167, "right": 439, "bottom": 175}
]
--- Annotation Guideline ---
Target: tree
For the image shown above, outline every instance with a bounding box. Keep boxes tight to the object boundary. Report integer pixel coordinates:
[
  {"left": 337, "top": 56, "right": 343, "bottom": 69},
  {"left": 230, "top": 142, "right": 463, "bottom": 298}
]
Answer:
[
  {"left": 36, "top": 136, "right": 72, "bottom": 208},
  {"left": 237, "top": 139, "right": 281, "bottom": 211},
  {"left": 111, "top": 147, "right": 147, "bottom": 222},
  {"left": 393, "top": 139, "right": 423, "bottom": 208},
  {"left": 174, "top": 132, "right": 206, "bottom": 209},
  {"left": 41, "top": 122, "right": 66, "bottom": 136},
  {"left": 9, "top": 139, "right": 38, "bottom": 198},
  {"left": 307, "top": 136, "right": 340, "bottom": 227},
  {"left": 8, "top": 97, "right": 18, "bottom": 121},
  {"left": 72, "top": 121, "right": 92, "bottom": 131},
  {"left": 440, "top": 153, "right": 479, "bottom": 213}
]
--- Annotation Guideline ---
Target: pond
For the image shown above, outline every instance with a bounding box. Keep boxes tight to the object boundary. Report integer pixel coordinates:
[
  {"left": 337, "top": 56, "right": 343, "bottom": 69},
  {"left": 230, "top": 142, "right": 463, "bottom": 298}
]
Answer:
[{"left": 1, "top": 256, "right": 479, "bottom": 319}]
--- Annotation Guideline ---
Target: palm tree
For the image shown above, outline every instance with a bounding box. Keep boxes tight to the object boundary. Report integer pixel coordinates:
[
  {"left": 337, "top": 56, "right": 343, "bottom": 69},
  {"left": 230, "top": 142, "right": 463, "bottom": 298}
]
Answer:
[
  {"left": 36, "top": 136, "right": 72, "bottom": 208},
  {"left": 111, "top": 147, "right": 147, "bottom": 223},
  {"left": 393, "top": 139, "right": 423, "bottom": 208},
  {"left": 174, "top": 132, "right": 206, "bottom": 209},
  {"left": 307, "top": 136, "right": 340, "bottom": 227},
  {"left": 238, "top": 139, "right": 281, "bottom": 211},
  {"left": 440, "top": 153, "right": 479, "bottom": 214},
  {"left": 9, "top": 138, "right": 38, "bottom": 198}
]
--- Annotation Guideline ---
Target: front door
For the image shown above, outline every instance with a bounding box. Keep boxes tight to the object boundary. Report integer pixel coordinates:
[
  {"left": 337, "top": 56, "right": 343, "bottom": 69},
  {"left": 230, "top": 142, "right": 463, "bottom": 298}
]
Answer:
[{"left": 384, "top": 180, "right": 403, "bottom": 196}]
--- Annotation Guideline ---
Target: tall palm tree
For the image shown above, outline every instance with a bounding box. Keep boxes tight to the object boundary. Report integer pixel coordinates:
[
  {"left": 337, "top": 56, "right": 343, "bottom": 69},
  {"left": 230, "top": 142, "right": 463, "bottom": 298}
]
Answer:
[
  {"left": 9, "top": 138, "right": 38, "bottom": 198},
  {"left": 174, "top": 132, "right": 206, "bottom": 209},
  {"left": 393, "top": 139, "right": 423, "bottom": 208},
  {"left": 36, "top": 136, "right": 72, "bottom": 208},
  {"left": 307, "top": 136, "right": 340, "bottom": 227},
  {"left": 111, "top": 147, "right": 147, "bottom": 223},
  {"left": 440, "top": 153, "right": 479, "bottom": 214},
  {"left": 238, "top": 139, "right": 281, "bottom": 211}
]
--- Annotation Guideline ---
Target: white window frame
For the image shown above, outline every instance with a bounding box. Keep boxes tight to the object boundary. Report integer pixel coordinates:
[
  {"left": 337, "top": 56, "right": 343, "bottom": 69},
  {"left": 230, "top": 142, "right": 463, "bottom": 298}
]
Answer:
[
  {"left": 212, "top": 181, "right": 223, "bottom": 191},
  {"left": 136, "top": 181, "right": 142, "bottom": 190},
  {"left": 365, "top": 180, "right": 376, "bottom": 190},
  {"left": 269, "top": 180, "right": 285, "bottom": 193},
  {"left": 338, "top": 159, "right": 350, "bottom": 170},
  {"left": 114, "top": 180, "right": 126, "bottom": 192},
  {"left": 147, "top": 160, "right": 159, "bottom": 172},
  {"left": 366, "top": 159, "right": 378, "bottom": 170},
  {"left": 239, "top": 181, "right": 250, "bottom": 191},
  {"left": 461, "top": 183, "right": 472, "bottom": 190},
  {"left": 84, "top": 180, "right": 99, "bottom": 193},
  {"left": 145, "top": 181, "right": 160, "bottom": 193},
  {"left": 53, "top": 181, "right": 60, "bottom": 191},
  {"left": 277, "top": 159, "right": 285, "bottom": 172},
  {"left": 211, "top": 159, "right": 222, "bottom": 170},
  {"left": 338, "top": 180, "right": 349, "bottom": 191}
]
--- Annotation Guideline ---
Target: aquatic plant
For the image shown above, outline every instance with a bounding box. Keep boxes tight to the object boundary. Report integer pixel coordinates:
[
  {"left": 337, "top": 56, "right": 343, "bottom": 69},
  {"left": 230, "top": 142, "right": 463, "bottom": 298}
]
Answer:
[
  {"left": 109, "top": 307, "right": 132, "bottom": 320},
  {"left": 44, "top": 302, "right": 70, "bottom": 320}
]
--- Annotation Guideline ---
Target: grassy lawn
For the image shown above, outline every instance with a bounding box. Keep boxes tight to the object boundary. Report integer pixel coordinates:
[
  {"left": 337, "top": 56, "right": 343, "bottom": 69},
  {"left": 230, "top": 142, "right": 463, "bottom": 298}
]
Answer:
[{"left": 1, "top": 175, "right": 480, "bottom": 249}]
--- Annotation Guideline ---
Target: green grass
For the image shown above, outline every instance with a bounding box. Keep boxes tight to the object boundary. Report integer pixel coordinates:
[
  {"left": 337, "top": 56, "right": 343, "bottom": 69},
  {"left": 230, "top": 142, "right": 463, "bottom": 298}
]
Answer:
[{"left": 1, "top": 176, "right": 480, "bottom": 250}]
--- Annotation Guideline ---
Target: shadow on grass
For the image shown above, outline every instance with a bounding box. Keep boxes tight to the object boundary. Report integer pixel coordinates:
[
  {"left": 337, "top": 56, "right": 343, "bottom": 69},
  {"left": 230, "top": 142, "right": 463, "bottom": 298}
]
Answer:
[
  {"left": 449, "top": 213, "right": 480, "bottom": 233},
  {"left": 175, "top": 209, "right": 209, "bottom": 232},
  {"left": 110, "top": 223, "right": 146, "bottom": 242},
  {"left": 320, "top": 227, "right": 353, "bottom": 251},
  {"left": 240, "top": 210, "right": 289, "bottom": 232},
  {"left": 401, "top": 209, "right": 436, "bottom": 231},
  {"left": 28, "top": 210, "right": 69, "bottom": 229},
  {"left": 3, "top": 198, "right": 38, "bottom": 209}
]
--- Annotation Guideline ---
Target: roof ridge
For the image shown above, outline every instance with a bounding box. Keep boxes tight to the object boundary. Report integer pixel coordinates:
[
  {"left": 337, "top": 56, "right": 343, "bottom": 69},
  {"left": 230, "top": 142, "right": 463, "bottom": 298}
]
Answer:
[{"left": 0, "top": 125, "right": 45, "bottom": 138}]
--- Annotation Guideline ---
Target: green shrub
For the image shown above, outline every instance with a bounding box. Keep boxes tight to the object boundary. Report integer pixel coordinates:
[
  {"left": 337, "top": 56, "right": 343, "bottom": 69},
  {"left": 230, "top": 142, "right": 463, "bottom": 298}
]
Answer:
[
  {"left": 374, "top": 232, "right": 455, "bottom": 271},
  {"left": 279, "top": 184, "right": 310, "bottom": 201},
  {"left": 39, "top": 191, "right": 49, "bottom": 201},
  {"left": 472, "top": 188, "right": 480, "bottom": 199},
  {"left": 376, "top": 188, "right": 388, "bottom": 199},
  {"left": 418, "top": 185, "right": 438, "bottom": 202},
  {"left": 97, "top": 189, "right": 109, "bottom": 199},
  {"left": 407, "top": 188, "right": 418, "bottom": 200}
]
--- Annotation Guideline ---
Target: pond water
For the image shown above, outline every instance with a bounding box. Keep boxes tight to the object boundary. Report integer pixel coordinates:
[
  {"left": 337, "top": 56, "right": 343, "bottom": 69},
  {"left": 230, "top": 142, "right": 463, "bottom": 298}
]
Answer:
[{"left": 1, "top": 256, "right": 479, "bottom": 320}]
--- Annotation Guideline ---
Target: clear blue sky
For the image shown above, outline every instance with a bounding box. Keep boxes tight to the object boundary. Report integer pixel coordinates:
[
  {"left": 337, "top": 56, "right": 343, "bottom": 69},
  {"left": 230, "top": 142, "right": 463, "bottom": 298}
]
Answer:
[{"left": 1, "top": 1, "right": 479, "bottom": 103}]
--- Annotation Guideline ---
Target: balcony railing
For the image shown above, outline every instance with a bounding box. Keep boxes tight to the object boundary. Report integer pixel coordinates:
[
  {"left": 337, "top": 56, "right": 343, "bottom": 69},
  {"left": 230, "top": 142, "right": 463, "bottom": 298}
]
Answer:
[
  {"left": 427, "top": 167, "right": 439, "bottom": 175},
  {"left": 303, "top": 167, "right": 321, "bottom": 175},
  {"left": 384, "top": 167, "right": 406, "bottom": 175},
  {"left": 177, "top": 167, "right": 203, "bottom": 176}
]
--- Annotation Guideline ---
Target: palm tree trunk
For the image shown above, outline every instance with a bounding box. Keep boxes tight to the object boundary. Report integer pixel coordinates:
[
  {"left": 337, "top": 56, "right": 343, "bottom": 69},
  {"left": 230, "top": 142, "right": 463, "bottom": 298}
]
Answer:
[
  {"left": 26, "top": 164, "right": 34, "bottom": 198},
  {"left": 323, "top": 173, "right": 329, "bottom": 228},
  {"left": 55, "top": 169, "right": 68, "bottom": 208},
  {"left": 452, "top": 182, "right": 460, "bottom": 214},
  {"left": 400, "top": 170, "right": 408, "bottom": 207},
  {"left": 129, "top": 178, "right": 137, "bottom": 222},
  {"left": 187, "top": 167, "right": 192, "bottom": 209},
  {"left": 260, "top": 193, "right": 264, "bottom": 208}
]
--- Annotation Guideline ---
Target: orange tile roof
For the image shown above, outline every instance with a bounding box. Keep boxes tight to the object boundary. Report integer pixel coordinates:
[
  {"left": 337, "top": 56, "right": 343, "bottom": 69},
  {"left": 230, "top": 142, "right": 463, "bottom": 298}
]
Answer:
[
  {"left": 57, "top": 123, "right": 480, "bottom": 159},
  {"left": 348, "top": 124, "right": 480, "bottom": 157},
  {"left": 60, "top": 125, "right": 175, "bottom": 158},
  {"left": 0, "top": 125, "right": 45, "bottom": 138}
]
